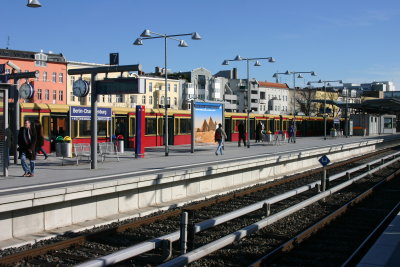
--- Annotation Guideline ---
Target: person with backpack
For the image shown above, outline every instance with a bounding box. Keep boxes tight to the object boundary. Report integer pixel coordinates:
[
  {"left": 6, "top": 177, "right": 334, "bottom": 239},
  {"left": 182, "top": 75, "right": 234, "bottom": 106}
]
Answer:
[{"left": 215, "top": 123, "right": 227, "bottom": 156}]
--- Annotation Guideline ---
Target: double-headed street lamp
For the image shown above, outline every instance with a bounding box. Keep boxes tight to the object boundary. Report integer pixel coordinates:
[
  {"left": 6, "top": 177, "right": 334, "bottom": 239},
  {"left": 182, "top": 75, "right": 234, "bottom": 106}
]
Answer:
[
  {"left": 307, "top": 79, "right": 343, "bottom": 140},
  {"left": 273, "top": 70, "right": 317, "bottom": 143},
  {"left": 134, "top": 30, "right": 201, "bottom": 156},
  {"left": 222, "top": 55, "right": 276, "bottom": 148}
]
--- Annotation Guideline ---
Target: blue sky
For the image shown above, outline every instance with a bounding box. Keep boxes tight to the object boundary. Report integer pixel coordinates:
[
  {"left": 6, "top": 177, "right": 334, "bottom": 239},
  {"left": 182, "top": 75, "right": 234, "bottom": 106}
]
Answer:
[{"left": 3, "top": 0, "right": 400, "bottom": 88}]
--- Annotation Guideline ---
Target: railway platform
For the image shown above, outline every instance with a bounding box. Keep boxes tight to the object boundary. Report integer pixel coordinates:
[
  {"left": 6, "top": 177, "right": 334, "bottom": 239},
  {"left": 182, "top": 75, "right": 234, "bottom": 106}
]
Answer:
[
  {"left": 358, "top": 211, "right": 400, "bottom": 267},
  {"left": 0, "top": 134, "right": 399, "bottom": 249}
]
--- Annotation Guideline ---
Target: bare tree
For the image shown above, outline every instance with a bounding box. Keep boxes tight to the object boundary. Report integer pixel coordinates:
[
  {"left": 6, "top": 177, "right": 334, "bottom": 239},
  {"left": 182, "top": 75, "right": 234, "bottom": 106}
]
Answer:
[{"left": 295, "top": 87, "right": 316, "bottom": 116}]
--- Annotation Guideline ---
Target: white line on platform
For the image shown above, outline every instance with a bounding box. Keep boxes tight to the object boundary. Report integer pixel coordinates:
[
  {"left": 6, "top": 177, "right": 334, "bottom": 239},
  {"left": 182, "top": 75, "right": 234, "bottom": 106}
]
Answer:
[{"left": 0, "top": 141, "right": 367, "bottom": 194}]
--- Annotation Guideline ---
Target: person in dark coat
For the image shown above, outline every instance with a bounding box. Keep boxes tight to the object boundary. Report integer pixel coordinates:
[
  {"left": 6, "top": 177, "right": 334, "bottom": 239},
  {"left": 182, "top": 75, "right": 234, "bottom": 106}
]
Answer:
[
  {"left": 18, "top": 120, "right": 37, "bottom": 177},
  {"left": 255, "top": 122, "right": 262, "bottom": 143},
  {"left": 238, "top": 121, "right": 246, "bottom": 147},
  {"left": 288, "top": 124, "right": 295, "bottom": 143},
  {"left": 34, "top": 120, "right": 48, "bottom": 159}
]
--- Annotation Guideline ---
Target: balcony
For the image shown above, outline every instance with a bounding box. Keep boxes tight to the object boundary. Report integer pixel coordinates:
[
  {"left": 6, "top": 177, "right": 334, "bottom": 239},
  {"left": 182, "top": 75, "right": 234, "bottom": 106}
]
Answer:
[
  {"left": 250, "top": 102, "right": 259, "bottom": 108},
  {"left": 224, "top": 94, "right": 237, "bottom": 101},
  {"left": 259, "top": 99, "right": 267, "bottom": 104}
]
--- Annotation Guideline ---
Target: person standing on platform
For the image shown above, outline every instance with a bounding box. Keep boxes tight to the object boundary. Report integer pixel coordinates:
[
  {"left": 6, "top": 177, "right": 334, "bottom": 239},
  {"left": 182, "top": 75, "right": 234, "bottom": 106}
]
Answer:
[
  {"left": 255, "top": 121, "right": 262, "bottom": 143},
  {"left": 34, "top": 120, "right": 48, "bottom": 160},
  {"left": 288, "top": 124, "right": 295, "bottom": 143},
  {"left": 215, "top": 123, "right": 227, "bottom": 156},
  {"left": 238, "top": 121, "right": 246, "bottom": 147},
  {"left": 18, "top": 120, "right": 37, "bottom": 177}
]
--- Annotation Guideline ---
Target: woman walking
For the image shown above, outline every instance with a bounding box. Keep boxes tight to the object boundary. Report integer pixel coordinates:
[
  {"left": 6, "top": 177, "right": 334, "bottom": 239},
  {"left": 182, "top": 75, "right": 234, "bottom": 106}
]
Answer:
[
  {"left": 18, "top": 120, "right": 37, "bottom": 177},
  {"left": 34, "top": 119, "right": 48, "bottom": 159}
]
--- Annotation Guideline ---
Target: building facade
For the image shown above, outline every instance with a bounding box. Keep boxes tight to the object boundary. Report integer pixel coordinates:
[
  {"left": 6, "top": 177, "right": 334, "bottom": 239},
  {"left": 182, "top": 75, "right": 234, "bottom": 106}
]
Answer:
[{"left": 0, "top": 48, "right": 67, "bottom": 105}]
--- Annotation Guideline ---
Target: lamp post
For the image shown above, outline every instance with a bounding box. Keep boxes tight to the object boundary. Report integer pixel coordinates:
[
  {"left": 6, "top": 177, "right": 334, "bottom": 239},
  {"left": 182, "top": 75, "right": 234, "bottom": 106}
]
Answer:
[
  {"left": 307, "top": 79, "right": 343, "bottom": 140},
  {"left": 134, "top": 30, "right": 201, "bottom": 156},
  {"left": 27, "top": 0, "right": 41, "bottom": 7},
  {"left": 222, "top": 55, "right": 275, "bottom": 148},
  {"left": 273, "top": 70, "right": 317, "bottom": 143}
]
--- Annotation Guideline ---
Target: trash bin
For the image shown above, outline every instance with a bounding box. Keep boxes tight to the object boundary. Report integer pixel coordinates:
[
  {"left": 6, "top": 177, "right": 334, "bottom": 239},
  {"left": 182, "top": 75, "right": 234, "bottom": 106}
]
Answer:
[
  {"left": 117, "top": 140, "right": 124, "bottom": 153},
  {"left": 55, "top": 143, "right": 62, "bottom": 157},
  {"left": 61, "top": 143, "right": 72, "bottom": 158},
  {"left": 116, "top": 135, "right": 124, "bottom": 153}
]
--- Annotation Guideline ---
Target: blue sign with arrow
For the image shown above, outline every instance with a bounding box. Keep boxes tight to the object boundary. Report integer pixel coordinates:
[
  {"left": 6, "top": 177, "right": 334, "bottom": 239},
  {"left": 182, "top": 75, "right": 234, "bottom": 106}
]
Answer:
[{"left": 319, "top": 155, "right": 330, "bottom": 167}]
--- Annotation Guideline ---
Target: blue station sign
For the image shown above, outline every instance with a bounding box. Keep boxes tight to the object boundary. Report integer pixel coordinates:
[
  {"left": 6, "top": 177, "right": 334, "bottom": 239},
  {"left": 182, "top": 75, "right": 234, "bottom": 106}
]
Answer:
[
  {"left": 318, "top": 155, "right": 331, "bottom": 167},
  {"left": 70, "top": 106, "right": 112, "bottom": 121}
]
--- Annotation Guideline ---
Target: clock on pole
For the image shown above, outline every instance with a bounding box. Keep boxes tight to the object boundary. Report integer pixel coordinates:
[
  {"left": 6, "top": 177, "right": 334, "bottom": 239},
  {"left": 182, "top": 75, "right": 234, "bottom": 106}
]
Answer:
[{"left": 73, "top": 79, "right": 89, "bottom": 97}]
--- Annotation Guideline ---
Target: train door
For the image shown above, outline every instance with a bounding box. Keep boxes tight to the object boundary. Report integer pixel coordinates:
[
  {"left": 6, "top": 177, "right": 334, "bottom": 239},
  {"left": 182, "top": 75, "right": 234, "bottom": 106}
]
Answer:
[
  {"left": 250, "top": 118, "right": 255, "bottom": 140},
  {"left": 168, "top": 115, "right": 174, "bottom": 146},
  {"left": 115, "top": 116, "right": 129, "bottom": 148},
  {"left": 224, "top": 117, "right": 232, "bottom": 141},
  {"left": 269, "top": 119, "right": 275, "bottom": 133},
  {"left": 50, "top": 114, "right": 69, "bottom": 152}
]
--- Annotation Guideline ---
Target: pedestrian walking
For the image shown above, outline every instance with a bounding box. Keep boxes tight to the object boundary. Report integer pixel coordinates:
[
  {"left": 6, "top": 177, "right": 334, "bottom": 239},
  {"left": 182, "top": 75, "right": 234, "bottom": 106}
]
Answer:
[
  {"left": 18, "top": 120, "right": 37, "bottom": 177},
  {"left": 238, "top": 121, "right": 246, "bottom": 147},
  {"left": 34, "top": 119, "right": 48, "bottom": 159},
  {"left": 255, "top": 121, "right": 262, "bottom": 143},
  {"left": 288, "top": 124, "right": 295, "bottom": 143},
  {"left": 215, "top": 123, "right": 227, "bottom": 156}
]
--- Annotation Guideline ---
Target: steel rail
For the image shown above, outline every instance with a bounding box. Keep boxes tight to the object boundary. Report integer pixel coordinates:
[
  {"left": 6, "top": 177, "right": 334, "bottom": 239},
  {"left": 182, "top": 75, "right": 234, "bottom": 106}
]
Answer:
[
  {"left": 76, "top": 150, "right": 400, "bottom": 267},
  {"left": 158, "top": 155, "right": 400, "bottom": 267}
]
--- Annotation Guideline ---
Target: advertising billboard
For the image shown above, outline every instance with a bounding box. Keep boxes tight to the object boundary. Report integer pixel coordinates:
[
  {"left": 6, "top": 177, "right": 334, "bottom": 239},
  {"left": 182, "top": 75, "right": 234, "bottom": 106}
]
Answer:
[{"left": 193, "top": 102, "right": 224, "bottom": 144}]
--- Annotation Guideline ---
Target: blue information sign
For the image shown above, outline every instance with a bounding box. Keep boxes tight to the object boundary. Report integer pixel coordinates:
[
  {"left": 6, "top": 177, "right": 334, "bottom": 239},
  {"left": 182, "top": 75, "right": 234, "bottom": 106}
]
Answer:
[
  {"left": 70, "top": 106, "right": 112, "bottom": 121},
  {"left": 319, "top": 155, "right": 330, "bottom": 167}
]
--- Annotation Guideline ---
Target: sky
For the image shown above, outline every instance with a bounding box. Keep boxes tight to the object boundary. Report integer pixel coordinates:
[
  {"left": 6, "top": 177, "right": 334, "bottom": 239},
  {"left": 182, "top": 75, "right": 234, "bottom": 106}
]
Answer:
[{"left": 3, "top": 0, "right": 400, "bottom": 88}]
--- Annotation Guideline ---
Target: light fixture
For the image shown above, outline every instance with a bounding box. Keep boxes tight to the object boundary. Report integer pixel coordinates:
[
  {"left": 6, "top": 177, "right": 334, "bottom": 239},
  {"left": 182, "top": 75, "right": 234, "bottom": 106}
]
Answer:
[
  {"left": 254, "top": 60, "right": 262, "bottom": 66},
  {"left": 284, "top": 70, "right": 291, "bottom": 75},
  {"left": 234, "top": 55, "right": 243, "bottom": 61},
  {"left": 311, "top": 71, "right": 317, "bottom": 76},
  {"left": 269, "top": 57, "right": 276, "bottom": 63},
  {"left": 27, "top": 0, "right": 41, "bottom": 7},
  {"left": 297, "top": 74, "right": 303, "bottom": 79},
  {"left": 191, "top": 32, "right": 202, "bottom": 40},
  {"left": 133, "top": 38, "right": 143, "bottom": 45},
  {"left": 222, "top": 60, "right": 230, "bottom": 65},
  {"left": 272, "top": 73, "right": 278, "bottom": 78},
  {"left": 178, "top": 40, "right": 188, "bottom": 47},
  {"left": 140, "top": 29, "right": 152, "bottom": 37}
]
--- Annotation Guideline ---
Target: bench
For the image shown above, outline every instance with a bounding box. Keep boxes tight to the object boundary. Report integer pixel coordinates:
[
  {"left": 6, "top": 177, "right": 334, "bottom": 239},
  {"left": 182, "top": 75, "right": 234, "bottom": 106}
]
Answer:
[
  {"left": 73, "top": 143, "right": 91, "bottom": 165},
  {"left": 98, "top": 142, "right": 120, "bottom": 162}
]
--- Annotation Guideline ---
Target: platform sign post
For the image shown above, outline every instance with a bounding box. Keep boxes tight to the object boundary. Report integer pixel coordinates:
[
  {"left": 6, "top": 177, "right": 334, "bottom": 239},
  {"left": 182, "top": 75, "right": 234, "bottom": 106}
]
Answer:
[
  {"left": 135, "top": 105, "right": 145, "bottom": 158},
  {"left": 191, "top": 99, "right": 195, "bottom": 153},
  {"left": 318, "top": 155, "right": 330, "bottom": 192}
]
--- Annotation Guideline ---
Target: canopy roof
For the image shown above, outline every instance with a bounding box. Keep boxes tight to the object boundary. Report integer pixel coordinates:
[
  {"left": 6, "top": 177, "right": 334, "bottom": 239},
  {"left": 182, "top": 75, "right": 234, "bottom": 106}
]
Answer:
[{"left": 311, "top": 98, "right": 400, "bottom": 114}]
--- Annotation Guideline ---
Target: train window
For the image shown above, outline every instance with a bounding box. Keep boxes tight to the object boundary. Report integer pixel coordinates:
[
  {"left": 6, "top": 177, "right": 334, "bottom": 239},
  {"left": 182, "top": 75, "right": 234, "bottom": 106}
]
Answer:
[
  {"left": 42, "top": 116, "right": 50, "bottom": 139},
  {"left": 98, "top": 121, "right": 107, "bottom": 136},
  {"left": 282, "top": 121, "right": 288, "bottom": 131},
  {"left": 179, "top": 118, "right": 191, "bottom": 134},
  {"left": 130, "top": 117, "right": 136, "bottom": 136},
  {"left": 145, "top": 118, "right": 157, "bottom": 135},
  {"left": 79, "top": 121, "right": 91, "bottom": 136},
  {"left": 174, "top": 118, "right": 179, "bottom": 135}
]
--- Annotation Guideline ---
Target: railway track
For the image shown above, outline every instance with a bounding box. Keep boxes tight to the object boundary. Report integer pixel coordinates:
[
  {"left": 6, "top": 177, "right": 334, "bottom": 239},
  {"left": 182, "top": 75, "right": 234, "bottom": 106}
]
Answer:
[{"left": 0, "top": 147, "right": 398, "bottom": 266}]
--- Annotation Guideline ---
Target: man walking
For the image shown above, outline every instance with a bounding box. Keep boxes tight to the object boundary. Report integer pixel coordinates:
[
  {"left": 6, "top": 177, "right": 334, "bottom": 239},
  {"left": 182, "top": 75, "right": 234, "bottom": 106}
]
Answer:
[
  {"left": 288, "top": 124, "right": 295, "bottom": 143},
  {"left": 215, "top": 123, "right": 227, "bottom": 156},
  {"left": 18, "top": 120, "right": 37, "bottom": 177},
  {"left": 238, "top": 121, "right": 246, "bottom": 147}
]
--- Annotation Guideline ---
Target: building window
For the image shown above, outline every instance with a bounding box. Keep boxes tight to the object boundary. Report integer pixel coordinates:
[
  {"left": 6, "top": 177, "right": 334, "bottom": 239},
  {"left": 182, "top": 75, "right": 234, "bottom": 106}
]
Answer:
[
  {"left": 70, "top": 92, "right": 75, "bottom": 102},
  {"left": 149, "top": 82, "right": 153, "bottom": 92},
  {"left": 167, "top": 97, "right": 170, "bottom": 105},
  {"left": 35, "top": 71, "right": 40, "bottom": 81},
  {"left": 142, "top": 95, "right": 146, "bottom": 104},
  {"left": 167, "top": 84, "right": 171, "bottom": 92},
  {"left": 52, "top": 72, "right": 56, "bottom": 83},
  {"left": 58, "top": 91, "right": 63, "bottom": 101},
  {"left": 161, "top": 96, "right": 165, "bottom": 105},
  {"left": 174, "top": 97, "right": 177, "bottom": 106},
  {"left": 53, "top": 90, "right": 57, "bottom": 100},
  {"left": 5, "top": 69, "right": 10, "bottom": 74},
  {"left": 149, "top": 96, "right": 153, "bottom": 105},
  {"left": 116, "top": 94, "right": 123, "bottom": 103},
  {"left": 174, "top": 84, "right": 177, "bottom": 92},
  {"left": 59, "top": 73, "right": 64, "bottom": 83},
  {"left": 34, "top": 52, "right": 48, "bottom": 67},
  {"left": 43, "top": 72, "right": 47, "bottom": 82},
  {"left": 108, "top": 95, "right": 112, "bottom": 102},
  {"left": 37, "top": 89, "right": 42, "bottom": 100},
  {"left": 45, "top": 89, "right": 49, "bottom": 100},
  {"left": 70, "top": 75, "right": 75, "bottom": 86}
]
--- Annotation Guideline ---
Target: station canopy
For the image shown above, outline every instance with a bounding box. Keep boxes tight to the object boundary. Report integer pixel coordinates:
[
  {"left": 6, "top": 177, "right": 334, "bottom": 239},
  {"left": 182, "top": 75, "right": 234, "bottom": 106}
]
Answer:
[{"left": 311, "top": 98, "right": 400, "bottom": 114}]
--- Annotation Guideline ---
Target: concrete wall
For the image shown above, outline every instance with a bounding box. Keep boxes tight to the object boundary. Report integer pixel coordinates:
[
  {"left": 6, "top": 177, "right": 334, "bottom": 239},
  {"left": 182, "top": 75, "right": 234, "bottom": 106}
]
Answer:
[{"left": 0, "top": 140, "right": 381, "bottom": 243}]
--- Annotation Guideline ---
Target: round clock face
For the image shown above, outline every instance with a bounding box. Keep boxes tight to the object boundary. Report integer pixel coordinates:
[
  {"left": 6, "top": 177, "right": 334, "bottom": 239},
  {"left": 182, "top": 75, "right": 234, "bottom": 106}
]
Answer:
[
  {"left": 19, "top": 83, "right": 34, "bottom": 99},
  {"left": 73, "top": 79, "right": 89, "bottom": 97}
]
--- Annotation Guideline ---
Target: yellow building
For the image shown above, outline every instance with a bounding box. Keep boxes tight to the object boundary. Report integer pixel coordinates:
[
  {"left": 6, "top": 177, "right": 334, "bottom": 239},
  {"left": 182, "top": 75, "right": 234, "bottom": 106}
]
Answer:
[
  {"left": 66, "top": 61, "right": 181, "bottom": 110},
  {"left": 315, "top": 89, "right": 340, "bottom": 117}
]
